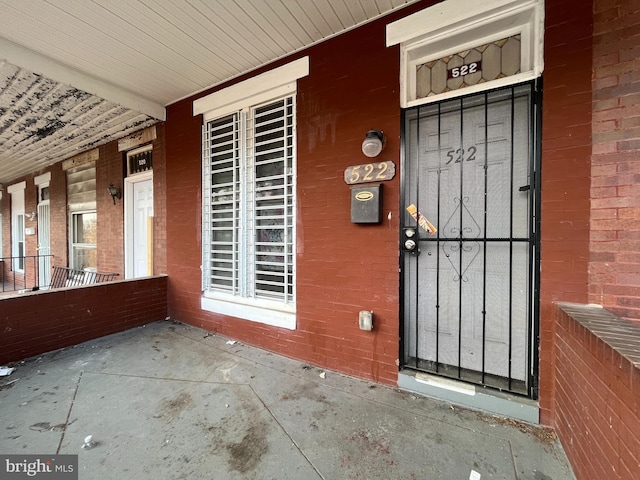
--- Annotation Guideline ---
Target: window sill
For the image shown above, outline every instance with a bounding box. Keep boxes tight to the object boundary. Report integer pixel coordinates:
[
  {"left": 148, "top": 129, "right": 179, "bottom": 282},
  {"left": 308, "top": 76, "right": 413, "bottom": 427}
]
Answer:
[{"left": 201, "top": 293, "right": 296, "bottom": 330}]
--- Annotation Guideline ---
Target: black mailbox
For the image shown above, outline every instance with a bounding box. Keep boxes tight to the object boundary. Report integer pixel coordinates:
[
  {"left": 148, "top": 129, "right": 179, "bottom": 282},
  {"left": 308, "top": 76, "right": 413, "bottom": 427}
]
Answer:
[{"left": 351, "top": 184, "right": 382, "bottom": 224}]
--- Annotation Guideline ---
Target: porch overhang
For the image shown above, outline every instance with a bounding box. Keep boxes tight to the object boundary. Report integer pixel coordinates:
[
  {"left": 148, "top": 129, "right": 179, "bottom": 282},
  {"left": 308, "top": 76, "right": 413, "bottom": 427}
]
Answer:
[{"left": 0, "top": 0, "right": 419, "bottom": 186}]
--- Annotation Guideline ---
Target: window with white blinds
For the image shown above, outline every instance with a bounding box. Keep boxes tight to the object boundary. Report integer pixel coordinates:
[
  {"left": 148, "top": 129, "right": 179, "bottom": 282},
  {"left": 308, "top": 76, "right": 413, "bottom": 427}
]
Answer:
[{"left": 202, "top": 95, "right": 296, "bottom": 326}]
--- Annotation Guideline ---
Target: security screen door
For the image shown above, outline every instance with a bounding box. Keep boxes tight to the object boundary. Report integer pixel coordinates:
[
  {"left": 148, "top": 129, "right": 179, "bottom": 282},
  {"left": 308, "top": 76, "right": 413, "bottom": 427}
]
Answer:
[{"left": 402, "top": 83, "right": 537, "bottom": 396}]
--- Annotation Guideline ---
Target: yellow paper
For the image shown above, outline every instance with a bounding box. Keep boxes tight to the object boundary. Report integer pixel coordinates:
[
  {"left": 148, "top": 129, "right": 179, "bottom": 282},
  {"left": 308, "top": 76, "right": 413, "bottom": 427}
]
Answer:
[{"left": 406, "top": 204, "right": 437, "bottom": 235}]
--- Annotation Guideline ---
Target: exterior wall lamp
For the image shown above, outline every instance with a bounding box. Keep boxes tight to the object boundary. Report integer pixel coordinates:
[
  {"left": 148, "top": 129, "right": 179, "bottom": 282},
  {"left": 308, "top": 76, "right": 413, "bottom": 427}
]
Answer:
[
  {"left": 107, "top": 184, "right": 122, "bottom": 205},
  {"left": 361, "top": 129, "right": 385, "bottom": 158}
]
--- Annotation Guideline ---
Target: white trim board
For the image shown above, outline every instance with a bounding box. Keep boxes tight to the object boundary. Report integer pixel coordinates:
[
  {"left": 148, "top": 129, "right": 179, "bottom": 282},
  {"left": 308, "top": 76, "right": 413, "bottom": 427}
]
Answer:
[
  {"left": 193, "top": 56, "right": 309, "bottom": 119},
  {"left": 7, "top": 181, "right": 26, "bottom": 194},
  {"left": 398, "top": 370, "right": 540, "bottom": 424},
  {"left": 386, "top": 0, "right": 544, "bottom": 107},
  {"left": 0, "top": 37, "right": 165, "bottom": 121},
  {"left": 34, "top": 172, "right": 51, "bottom": 186},
  {"left": 201, "top": 295, "right": 296, "bottom": 331}
]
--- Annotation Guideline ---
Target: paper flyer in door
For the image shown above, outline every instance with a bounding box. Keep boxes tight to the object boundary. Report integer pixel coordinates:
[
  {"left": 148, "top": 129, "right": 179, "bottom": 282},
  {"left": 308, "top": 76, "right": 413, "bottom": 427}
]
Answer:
[{"left": 406, "top": 204, "right": 437, "bottom": 235}]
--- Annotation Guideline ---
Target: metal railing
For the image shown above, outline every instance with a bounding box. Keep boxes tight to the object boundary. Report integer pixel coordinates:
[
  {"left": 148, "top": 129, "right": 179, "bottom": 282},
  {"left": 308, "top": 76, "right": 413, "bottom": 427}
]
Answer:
[
  {"left": 0, "top": 256, "right": 118, "bottom": 294},
  {"left": 49, "top": 266, "right": 118, "bottom": 288},
  {"left": 0, "top": 255, "right": 54, "bottom": 293}
]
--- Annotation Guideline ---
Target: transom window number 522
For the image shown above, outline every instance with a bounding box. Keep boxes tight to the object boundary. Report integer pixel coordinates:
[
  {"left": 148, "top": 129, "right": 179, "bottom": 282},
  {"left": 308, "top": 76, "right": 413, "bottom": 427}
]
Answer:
[{"left": 449, "top": 62, "right": 480, "bottom": 78}]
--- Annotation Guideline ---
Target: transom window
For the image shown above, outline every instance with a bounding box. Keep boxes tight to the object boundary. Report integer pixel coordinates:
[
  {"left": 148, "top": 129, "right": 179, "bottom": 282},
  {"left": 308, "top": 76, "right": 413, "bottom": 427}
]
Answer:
[{"left": 127, "top": 145, "right": 153, "bottom": 176}]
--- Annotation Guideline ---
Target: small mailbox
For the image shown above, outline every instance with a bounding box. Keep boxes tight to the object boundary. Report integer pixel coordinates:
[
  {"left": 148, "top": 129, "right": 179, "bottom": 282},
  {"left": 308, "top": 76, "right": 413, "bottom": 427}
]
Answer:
[{"left": 351, "top": 184, "right": 382, "bottom": 224}]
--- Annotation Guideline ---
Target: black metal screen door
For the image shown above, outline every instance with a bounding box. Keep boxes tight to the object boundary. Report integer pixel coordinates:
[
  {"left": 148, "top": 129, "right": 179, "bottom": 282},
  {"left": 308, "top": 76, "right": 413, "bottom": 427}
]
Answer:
[{"left": 401, "top": 84, "right": 537, "bottom": 396}]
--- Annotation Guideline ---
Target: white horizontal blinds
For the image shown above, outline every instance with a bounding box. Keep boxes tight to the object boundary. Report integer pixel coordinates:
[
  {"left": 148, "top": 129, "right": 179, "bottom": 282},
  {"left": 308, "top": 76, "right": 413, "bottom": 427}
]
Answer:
[
  {"left": 205, "top": 113, "right": 240, "bottom": 294},
  {"left": 251, "top": 97, "right": 295, "bottom": 302},
  {"left": 67, "top": 162, "right": 96, "bottom": 212}
]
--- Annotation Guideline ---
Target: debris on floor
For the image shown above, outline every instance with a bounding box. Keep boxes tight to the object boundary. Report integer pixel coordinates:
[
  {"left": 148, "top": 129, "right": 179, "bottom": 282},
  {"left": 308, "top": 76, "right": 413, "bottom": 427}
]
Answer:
[
  {"left": 0, "top": 366, "right": 16, "bottom": 376},
  {"left": 226, "top": 340, "right": 237, "bottom": 346},
  {"left": 469, "top": 470, "right": 481, "bottom": 480},
  {"left": 0, "top": 378, "right": 19, "bottom": 391},
  {"left": 319, "top": 371, "right": 326, "bottom": 379},
  {"left": 82, "top": 435, "right": 96, "bottom": 449}
]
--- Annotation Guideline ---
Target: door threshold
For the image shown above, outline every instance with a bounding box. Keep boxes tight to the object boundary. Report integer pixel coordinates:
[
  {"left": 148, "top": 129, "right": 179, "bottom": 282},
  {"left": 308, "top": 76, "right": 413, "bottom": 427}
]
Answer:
[{"left": 398, "top": 369, "right": 539, "bottom": 424}]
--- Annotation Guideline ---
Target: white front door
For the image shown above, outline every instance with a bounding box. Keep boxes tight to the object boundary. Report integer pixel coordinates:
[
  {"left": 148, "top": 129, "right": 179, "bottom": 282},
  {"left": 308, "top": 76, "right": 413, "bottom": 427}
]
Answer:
[
  {"left": 401, "top": 83, "right": 537, "bottom": 396},
  {"left": 125, "top": 175, "right": 154, "bottom": 278}
]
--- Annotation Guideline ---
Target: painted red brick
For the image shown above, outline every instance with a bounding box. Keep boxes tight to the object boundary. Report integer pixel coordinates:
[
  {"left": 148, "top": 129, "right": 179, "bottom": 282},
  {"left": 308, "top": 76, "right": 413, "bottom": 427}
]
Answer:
[
  {"left": 554, "top": 305, "right": 640, "bottom": 480},
  {"left": 162, "top": 2, "right": 440, "bottom": 386},
  {"left": 8, "top": 5, "right": 640, "bottom": 480},
  {"left": 0, "top": 276, "right": 168, "bottom": 364},
  {"left": 1, "top": 126, "right": 166, "bottom": 285}
]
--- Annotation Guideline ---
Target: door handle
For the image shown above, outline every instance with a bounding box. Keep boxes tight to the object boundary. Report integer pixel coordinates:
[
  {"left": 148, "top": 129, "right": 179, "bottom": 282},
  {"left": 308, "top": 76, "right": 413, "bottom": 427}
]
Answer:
[{"left": 402, "top": 228, "right": 420, "bottom": 255}]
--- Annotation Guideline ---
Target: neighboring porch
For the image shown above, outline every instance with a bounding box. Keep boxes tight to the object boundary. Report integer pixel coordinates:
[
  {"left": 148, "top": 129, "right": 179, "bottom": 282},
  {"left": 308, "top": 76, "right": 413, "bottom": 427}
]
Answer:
[{"left": 0, "top": 255, "right": 117, "bottom": 297}]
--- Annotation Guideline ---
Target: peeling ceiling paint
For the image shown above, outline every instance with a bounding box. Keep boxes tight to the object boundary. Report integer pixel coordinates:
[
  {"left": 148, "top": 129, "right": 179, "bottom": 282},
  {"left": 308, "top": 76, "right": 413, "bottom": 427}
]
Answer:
[
  {"left": 0, "top": 61, "right": 156, "bottom": 184},
  {"left": 0, "top": 0, "right": 418, "bottom": 185}
]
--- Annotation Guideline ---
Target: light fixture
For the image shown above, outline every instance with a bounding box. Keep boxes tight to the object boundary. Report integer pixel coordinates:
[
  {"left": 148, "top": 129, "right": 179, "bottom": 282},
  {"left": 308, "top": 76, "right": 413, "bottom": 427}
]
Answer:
[
  {"left": 361, "top": 129, "right": 385, "bottom": 158},
  {"left": 107, "top": 184, "right": 122, "bottom": 205},
  {"left": 26, "top": 211, "right": 37, "bottom": 221}
]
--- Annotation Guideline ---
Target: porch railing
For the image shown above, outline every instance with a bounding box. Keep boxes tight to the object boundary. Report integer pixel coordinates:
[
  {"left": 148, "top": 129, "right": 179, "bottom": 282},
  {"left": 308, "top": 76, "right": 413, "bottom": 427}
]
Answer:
[
  {"left": 49, "top": 266, "right": 119, "bottom": 288},
  {"left": 0, "top": 256, "right": 118, "bottom": 293},
  {"left": 0, "top": 255, "right": 54, "bottom": 293}
]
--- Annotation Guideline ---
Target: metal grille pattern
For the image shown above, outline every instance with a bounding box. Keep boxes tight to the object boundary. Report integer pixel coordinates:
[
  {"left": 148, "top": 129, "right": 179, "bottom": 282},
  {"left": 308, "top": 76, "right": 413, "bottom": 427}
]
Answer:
[
  {"left": 402, "top": 83, "right": 538, "bottom": 397},
  {"left": 203, "top": 114, "right": 240, "bottom": 294},
  {"left": 251, "top": 98, "right": 295, "bottom": 301},
  {"left": 203, "top": 96, "right": 295, "bottom": 304}
]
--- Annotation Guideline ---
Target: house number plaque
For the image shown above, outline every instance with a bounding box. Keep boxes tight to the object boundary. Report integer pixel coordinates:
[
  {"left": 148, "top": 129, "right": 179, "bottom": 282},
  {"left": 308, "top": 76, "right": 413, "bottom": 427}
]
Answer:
[
  {"left": 344, "top": 161, "right": 395, "bottom": 185},
  {"left": 447, "top": 61, "right": 482, "bottom": 79}
]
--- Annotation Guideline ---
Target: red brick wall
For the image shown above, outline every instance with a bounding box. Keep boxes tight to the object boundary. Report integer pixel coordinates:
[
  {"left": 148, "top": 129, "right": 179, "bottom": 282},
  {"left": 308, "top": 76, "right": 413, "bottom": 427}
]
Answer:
[
  {"left": 554, "top": 305, "right": 640, "bottom": 480},
  {"left": 0, "top": 276, "right": 168, "bottom": 364},
  {"left": 1, "top": 194, "right": 6, "bottom": 259},
  {"left": 49, "top": 164, "right": 69, "bottom": 269},
  {"left": 165, "top": 3, "right": 435, "bottom": 385},
  {"left": 538, "top": 0, "right": 594, "bottom": 423},
  {"left": 0, "top": 166, "right": 68, "bottom": 289},
  {"left": 23, "top": 179, "right": 38, "bottom": 287},
  {"left": 97, "top": 128, "right": 167, "bottom": 276},
  {"left": 1, "top": 192, "right": 11, "bottom": 283},
  {"left": 590, "top": 0, "right": 640, "bottom": 321},
  {"left": 151, "top": 124, "right": 167, "bottom": 274},
  {"left": 97, "top": 142, "right": 125, "bottom": 275},
  {"left": 1, "top": 125, "right": 165, "bottom": 285}
]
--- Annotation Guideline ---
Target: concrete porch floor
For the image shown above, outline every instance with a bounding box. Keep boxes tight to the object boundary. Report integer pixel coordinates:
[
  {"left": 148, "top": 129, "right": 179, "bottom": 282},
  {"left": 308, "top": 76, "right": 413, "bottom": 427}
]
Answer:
[{"left": 0, "top": 321, "right": 575, "bottom": 480}]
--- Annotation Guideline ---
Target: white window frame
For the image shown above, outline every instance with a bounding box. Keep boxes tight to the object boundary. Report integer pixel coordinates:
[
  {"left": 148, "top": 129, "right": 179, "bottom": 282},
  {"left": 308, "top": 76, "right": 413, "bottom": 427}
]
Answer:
[
  {"left": 386, "top": 0, "right": 545, "bottom": 107},
  {"left": 0, "top": 191, "right": 3, "bottom": 259},
  {"left": 34, "top": 172, "right": 51, "bottom": 200},
  {"left": 195, "top": 57, "right": 309, "bottom": 330},
  {"left": 69, "top": 210, "right": 97, "bottom": 271},
  {"left": 8, "top": 182, "right": 26, "bottom": 272}
]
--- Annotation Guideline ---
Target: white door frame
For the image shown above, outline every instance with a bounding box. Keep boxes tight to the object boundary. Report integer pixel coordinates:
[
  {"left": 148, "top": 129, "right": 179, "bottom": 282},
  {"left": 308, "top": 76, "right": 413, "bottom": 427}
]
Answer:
[
  {"left": 124, "top": 171, "right": 153, "bottom": 279},
  {"left": 37, "top": 202, "right": 51, "bottom": 287}
]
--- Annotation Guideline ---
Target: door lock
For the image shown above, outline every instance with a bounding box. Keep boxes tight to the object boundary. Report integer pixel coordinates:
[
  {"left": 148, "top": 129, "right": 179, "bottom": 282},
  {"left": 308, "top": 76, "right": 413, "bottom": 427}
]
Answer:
[{"left": 403, "top": 228, "right": 419, "bottom": 254}]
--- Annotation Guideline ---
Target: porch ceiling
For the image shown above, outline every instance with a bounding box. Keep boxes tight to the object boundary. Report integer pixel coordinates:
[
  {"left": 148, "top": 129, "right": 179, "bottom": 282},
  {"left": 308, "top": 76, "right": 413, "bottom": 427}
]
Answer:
[{"left": 0, "top": 0, "right": 417, "bottom": 186}]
